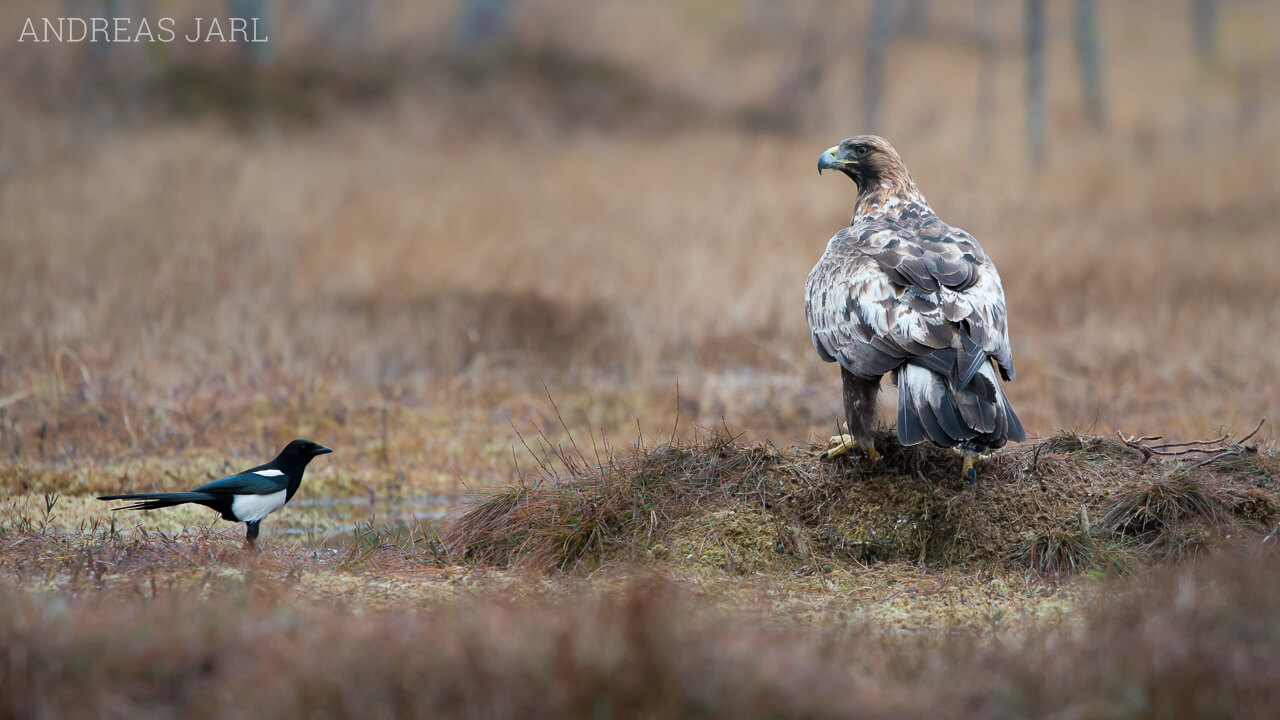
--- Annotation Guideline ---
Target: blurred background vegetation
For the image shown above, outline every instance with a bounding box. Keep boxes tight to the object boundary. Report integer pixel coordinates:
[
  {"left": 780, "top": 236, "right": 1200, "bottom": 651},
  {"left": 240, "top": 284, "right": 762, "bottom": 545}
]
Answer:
[{"left": 0, "top": 0, "right": 1277, "bottom": 495}]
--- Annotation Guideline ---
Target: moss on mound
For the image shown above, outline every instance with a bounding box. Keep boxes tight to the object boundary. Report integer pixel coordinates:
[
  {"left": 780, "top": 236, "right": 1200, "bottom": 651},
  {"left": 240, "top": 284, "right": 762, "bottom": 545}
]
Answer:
[{"left": 445, "top": 428, "right": 1279, "bottom": 574}]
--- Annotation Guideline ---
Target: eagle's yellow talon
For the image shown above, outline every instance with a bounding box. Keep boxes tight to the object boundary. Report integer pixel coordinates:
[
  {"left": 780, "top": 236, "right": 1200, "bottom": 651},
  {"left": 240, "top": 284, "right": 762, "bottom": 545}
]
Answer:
[
  {"left": 957, "top": 449, "right": 991, "bottom": 483},
  {"left": 821, "top": 434, "right": 855, "bottom": 459},
  {"left": 865, "top": 446, "right": 882, "bottom": 465},
  {"left": 820, "top": 435, "right": 879, "bottom": 464}
]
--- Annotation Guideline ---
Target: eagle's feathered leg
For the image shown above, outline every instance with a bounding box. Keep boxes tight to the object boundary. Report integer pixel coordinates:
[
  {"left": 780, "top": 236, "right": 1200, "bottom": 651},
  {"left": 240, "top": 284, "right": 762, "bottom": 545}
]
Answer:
[{"left": 821, "top": 369, "right": 881, "bottom": 463}]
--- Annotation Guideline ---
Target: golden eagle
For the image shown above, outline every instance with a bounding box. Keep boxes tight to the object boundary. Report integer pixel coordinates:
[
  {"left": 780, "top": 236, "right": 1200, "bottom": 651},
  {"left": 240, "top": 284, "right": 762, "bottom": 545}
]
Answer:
[{"left": 806, "top": 136, "right": 1025, "bottom": 480}]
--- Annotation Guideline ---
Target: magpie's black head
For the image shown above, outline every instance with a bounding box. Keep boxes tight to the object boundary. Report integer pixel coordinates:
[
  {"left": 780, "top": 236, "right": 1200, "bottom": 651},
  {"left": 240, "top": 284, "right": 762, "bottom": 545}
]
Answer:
[{"left": 277, "top": 439, "right": 334, "bottom": 465}]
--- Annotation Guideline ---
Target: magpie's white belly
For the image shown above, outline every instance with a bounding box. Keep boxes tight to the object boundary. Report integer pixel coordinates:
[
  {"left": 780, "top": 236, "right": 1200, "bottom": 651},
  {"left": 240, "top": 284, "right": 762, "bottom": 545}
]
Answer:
[{"left": 231, "top": 489, "right": 288, "bottom": 522}]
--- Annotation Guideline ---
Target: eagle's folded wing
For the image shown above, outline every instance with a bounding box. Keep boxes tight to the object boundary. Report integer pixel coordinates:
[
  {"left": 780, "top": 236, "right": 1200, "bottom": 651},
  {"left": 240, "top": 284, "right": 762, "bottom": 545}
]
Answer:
[{"left": 805, "top": 222, "right": 1016, "bottom": 385}]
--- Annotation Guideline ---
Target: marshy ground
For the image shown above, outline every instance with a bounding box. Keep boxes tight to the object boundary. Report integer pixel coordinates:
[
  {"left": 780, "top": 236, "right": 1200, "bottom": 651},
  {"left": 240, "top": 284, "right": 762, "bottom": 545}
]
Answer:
[{"left": 3, "top": 1, "right": 1280, "bottom": 717}]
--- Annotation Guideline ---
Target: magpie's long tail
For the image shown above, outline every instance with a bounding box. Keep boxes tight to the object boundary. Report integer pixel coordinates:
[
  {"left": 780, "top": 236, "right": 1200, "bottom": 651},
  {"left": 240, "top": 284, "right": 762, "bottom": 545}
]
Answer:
[{"left": 97, "top": 492, "right": 216, "bottom": 512}]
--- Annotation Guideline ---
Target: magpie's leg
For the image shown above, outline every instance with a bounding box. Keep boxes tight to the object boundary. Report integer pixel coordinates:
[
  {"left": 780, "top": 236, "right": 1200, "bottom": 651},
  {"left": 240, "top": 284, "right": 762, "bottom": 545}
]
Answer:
[{"left": 245, "top": 520, "right": 260, "bottom": 550}]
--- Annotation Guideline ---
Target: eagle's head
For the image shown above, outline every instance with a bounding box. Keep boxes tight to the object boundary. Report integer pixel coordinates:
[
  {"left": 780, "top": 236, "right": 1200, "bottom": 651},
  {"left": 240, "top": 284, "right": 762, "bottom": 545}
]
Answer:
[{"left": 817, "top": 135, "right": 910, "bottom": 190}]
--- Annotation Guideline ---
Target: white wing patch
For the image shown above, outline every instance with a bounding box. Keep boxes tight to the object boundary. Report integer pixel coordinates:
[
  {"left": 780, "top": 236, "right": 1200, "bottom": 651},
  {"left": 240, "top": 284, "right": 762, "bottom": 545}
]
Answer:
[
  {"left": 231, "top": 490, "right": 287, "bottom": 522},
  {"left": 253, "top": 468, "right": 285, "bottom": 477}
]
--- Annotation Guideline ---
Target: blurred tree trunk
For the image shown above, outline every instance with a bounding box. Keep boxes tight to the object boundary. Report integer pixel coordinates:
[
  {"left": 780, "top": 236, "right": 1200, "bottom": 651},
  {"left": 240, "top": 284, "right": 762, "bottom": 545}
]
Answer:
[
  {"left": 310, "top": 0, "right": 370, "bottom": 53},
  {"left": 93, "top": 0, "right": 118, "bottom": 61},
  {"left": 863, "top": 0, "right": 895, "bottom": 132},
  {"left": 1191, "top": 0, "right": 1216, "bottom": 65},
  {"left": 1025, "top": 0, "right": 1046, "bottom": 164},
  {"left": 68, "top": 0, "right": 122, "bottom": 129},
  {"left": 1073, "top": 0, "right": 1105, "bottom": 129},
  {"left": 226, "top": 0, "right": 272, "bottom": 65},
  {"left": 768, "top": 25, "right": 824, "bottom": 133},
  {"left": 899, "top": 0, "right": 930, "bottom": 35},
  {"left": 453, "top": 0, "right": 516, "bottom": 53},
  {"left": 1186, "top": 0, "right": 1216, "bottom": 137},
  {"left": 972, "top": 0, "right": 996, "bottom": 167}
]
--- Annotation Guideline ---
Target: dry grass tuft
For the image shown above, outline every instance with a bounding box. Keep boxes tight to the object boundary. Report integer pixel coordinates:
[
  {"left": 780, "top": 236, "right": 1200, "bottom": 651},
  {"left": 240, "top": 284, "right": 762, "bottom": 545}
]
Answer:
[
  {"left": 1100, "top": 474, "right": 1227, "bottom": 538},
  {"left": 445, "top": 432, "right": 783, "bottom": 569},
  {"left": 1011, "top": 525, "right": 1097, "bottom": 577}
]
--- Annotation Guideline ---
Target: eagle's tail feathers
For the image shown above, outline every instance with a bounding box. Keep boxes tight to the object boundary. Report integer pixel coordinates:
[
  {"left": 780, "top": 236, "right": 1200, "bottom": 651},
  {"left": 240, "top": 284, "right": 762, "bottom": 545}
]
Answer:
[
  {"left": 955, "top": 372, "right": 998, "bottom": 434},
  {"left": 896, "top": 382, "right": 927, "bottom": 446},
  {"left": 1002, "top": 391, "right": 1027, "bottom": 444},
  {"left": 970, "top": 371, "right": 997, "bottom": 403},
  {"left": 933, "top": 387, "right": 971, "bottom": 444},
  {"left": 898, "top": 362, "right": 1024, "bottom": 449},
  {"left": 898, "top": 365, "right": 961, "bottom": 447},
  {"left": 914, "top": 396, "right": 952, "bottom": 447}
]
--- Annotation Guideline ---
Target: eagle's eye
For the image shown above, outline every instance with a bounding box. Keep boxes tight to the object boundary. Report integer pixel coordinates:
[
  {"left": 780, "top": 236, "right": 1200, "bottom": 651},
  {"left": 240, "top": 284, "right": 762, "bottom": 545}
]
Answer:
[{"left": 854, "top": 146, "right": 870, "bottom": 158}]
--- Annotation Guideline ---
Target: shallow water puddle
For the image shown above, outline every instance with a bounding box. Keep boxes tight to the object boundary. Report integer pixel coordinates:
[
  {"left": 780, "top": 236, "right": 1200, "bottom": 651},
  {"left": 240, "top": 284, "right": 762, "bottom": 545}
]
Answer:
[{"left": 278, "top": 494, "right": 455, "bottom": 548}]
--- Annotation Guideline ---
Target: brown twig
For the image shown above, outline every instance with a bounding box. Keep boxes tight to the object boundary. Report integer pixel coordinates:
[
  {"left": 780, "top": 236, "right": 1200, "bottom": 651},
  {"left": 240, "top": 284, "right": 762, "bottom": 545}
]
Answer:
[{"left": 1117, "top": 419, "right": 1266, "bottom": 466}]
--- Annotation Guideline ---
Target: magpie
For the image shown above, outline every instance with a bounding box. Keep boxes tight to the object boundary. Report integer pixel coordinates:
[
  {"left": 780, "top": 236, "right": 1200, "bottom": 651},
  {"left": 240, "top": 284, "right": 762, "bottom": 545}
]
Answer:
[{"left": 98, "top": 439, "right": 333, "bottom": 548}]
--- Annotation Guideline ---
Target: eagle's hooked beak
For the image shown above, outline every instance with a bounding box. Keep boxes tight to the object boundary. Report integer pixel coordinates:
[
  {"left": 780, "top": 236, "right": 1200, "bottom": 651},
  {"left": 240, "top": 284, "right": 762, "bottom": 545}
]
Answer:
[{"left": 817, "top": 146, "right": 847, "bottom": 175}]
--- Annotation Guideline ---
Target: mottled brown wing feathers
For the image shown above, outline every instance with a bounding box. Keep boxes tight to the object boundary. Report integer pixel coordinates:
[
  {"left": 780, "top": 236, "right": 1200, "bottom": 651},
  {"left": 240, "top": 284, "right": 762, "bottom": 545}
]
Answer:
[
  {"left": 859, "top": 219, "right": 987, "bottom": 294},
  {"left": 805, "top": 219, "right": 1015, "bottom": 386}
]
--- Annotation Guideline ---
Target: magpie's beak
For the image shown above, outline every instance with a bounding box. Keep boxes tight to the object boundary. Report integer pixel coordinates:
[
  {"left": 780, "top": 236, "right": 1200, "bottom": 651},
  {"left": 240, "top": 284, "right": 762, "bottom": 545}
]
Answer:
[
  {"left": 313, "top": 445, "right": 333, "bottom": 456},
  {"left": 817, "top": 146, "right": 843, "bottom": 175}
]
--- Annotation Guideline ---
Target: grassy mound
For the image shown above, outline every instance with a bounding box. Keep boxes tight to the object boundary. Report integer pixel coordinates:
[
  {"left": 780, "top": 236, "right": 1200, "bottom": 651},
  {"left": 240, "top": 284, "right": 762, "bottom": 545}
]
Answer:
[{"left": 445, "top": 428, "right": 1279, "bottom": 574}]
